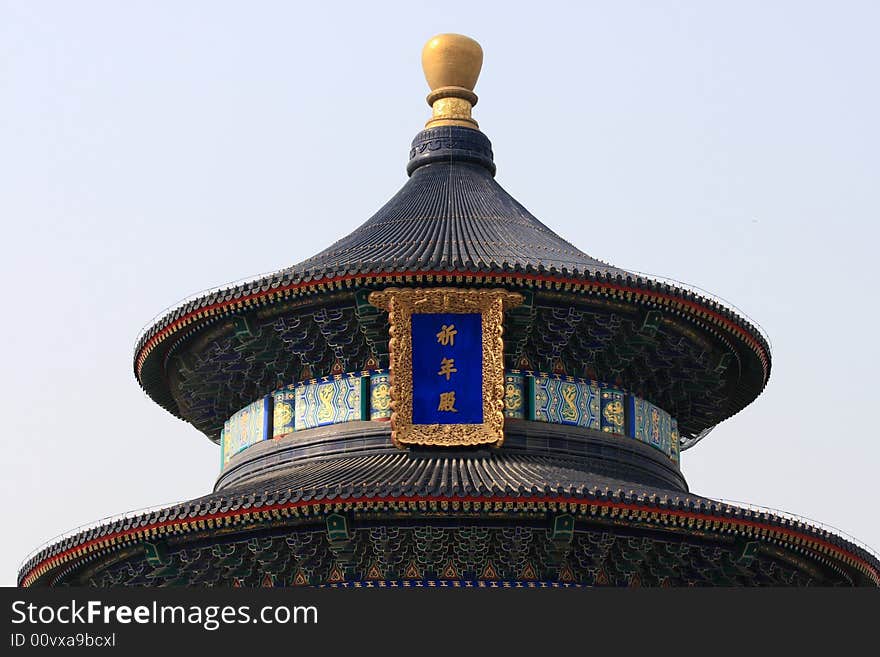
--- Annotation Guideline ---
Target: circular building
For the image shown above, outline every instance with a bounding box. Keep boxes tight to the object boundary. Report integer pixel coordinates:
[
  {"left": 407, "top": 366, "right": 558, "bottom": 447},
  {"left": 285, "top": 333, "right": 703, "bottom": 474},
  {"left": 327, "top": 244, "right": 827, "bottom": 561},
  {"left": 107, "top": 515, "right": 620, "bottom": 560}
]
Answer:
[{"left": 19, "top": 34, "right": 879, "bottom": 587}]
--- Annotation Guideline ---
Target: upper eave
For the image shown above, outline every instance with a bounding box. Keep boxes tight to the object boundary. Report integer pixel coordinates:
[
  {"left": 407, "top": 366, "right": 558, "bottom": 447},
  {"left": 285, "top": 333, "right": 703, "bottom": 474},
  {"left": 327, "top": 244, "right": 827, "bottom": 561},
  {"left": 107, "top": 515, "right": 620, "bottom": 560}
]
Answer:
[
  {"left": 136, "top": 267, "right": 770, "bottom": 373},
  {"left": 133, "top": 267, "right": 771, "bottom": 433}
]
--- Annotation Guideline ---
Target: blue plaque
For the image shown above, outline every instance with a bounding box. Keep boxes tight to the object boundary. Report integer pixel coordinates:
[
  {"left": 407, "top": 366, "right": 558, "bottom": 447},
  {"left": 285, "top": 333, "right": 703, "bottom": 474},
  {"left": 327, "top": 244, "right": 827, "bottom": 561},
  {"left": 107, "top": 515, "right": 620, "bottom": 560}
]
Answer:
[
  {"left": 369, "top": 288, "right": 522, "bottom": 447},
  {"left": 411, "top": 312, "right": 483, "bottom": 424}
]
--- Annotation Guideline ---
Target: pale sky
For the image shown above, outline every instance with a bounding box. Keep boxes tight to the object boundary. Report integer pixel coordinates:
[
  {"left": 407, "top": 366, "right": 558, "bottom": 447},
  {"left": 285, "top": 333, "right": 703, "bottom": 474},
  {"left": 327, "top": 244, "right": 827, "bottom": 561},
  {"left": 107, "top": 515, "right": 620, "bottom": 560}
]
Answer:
[{"left": 2, "top": 1, "right": 878, "bottom": 586}]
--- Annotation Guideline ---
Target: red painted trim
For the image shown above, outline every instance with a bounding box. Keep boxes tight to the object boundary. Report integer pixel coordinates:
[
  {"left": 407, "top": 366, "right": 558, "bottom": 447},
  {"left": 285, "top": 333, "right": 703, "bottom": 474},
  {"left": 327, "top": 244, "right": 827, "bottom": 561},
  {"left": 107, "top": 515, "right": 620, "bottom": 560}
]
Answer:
[
  {"left": 135, "top": 270, "right": 770, "bottom": 378},
  {"left": 21, "top": 494, "right": 876, "bottom": 586}
]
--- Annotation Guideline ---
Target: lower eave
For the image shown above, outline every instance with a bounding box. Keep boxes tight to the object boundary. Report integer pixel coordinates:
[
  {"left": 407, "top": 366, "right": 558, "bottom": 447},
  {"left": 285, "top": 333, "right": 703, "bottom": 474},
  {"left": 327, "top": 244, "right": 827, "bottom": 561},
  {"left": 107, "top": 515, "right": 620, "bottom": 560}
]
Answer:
[{"left": 20, "top": 493, "right": 876, "bottom": 587}]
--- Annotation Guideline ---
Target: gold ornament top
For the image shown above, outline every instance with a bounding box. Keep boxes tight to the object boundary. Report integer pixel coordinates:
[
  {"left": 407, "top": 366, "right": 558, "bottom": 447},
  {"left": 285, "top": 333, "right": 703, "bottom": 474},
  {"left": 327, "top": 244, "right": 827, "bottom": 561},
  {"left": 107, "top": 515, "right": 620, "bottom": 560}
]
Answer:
[{"left": 421, "top": 33, "right": 483, "bottom": 130}]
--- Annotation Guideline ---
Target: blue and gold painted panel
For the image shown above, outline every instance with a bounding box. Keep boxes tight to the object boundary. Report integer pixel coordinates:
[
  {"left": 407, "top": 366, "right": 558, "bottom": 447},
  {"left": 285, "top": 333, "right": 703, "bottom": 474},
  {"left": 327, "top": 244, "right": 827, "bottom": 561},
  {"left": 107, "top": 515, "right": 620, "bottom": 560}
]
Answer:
[
  {"left": 670, "top": 419, "right": 680, "bottom": 465},
  {"left": 370, "top": 370, "right": 392, "bottom": 421},
  {"left": 222, "top": 396, "right": 270, "bottom": 468},
  {"left": 295, "top": 374, "right": 368, "bottom": 431},
  {"left": 599, "top": 387, "right": 626, "bottom": 436},
  {"left": 531, "top": 375, "right": 600, "bottom": 429},
  {"left": 503, "top": 371, "right": 526, "bottom": 419},
  {"left": 272, "top": 384, "right": 296, "bottom": 438},
  {"left": 221, "top": 368, "right": 684, "bottom": 467},
  {"left": 630, "top": 396, "right": 673, "bottom": 458},
  {"left": 411, "top": 312, "right": 483, "bottom": 425}
]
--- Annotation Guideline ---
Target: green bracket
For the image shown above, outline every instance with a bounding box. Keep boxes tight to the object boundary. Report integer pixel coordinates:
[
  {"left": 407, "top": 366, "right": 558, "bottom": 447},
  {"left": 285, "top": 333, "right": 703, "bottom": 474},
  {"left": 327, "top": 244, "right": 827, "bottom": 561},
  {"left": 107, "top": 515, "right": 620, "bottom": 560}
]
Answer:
[
  {"left": 525, "top": 374, "right": 536, "bottom": 421},
  {"left": 143, "top": 541, "right": 168, "bottom": 567},
  {"left": 354, "top": 288, "right": 380, "bottom": 315},
  {"left": 232, "top": 316, "right": 254, "bottom": 339},
  {"left": 326, "top": 513, "right": 350, "bottom": 542},
  {"left": 550, "top": 514, "right": 575, "bottom": 541},
  {"left": 640, "top": 311, "right": 662, "bottom": 336},
  {"left": 737, "top": 541, "right": 760, "bottom": 565}
]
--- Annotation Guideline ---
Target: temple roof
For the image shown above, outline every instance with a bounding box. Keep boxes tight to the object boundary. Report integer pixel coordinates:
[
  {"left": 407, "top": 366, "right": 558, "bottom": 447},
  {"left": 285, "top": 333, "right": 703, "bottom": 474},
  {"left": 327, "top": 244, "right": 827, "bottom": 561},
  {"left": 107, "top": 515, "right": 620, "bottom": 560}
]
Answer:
[
  {"left": 220, "top": 451, "right": 677, "bottom": 500},
  {"left": 19, "top": 450, "right": 880, "bottom": 586},
  {"left": 293, "top": 127, "right": 627, "bottom": 279},
  {"left": 132, "top": 33, "right": 771, "bottom": 449}
]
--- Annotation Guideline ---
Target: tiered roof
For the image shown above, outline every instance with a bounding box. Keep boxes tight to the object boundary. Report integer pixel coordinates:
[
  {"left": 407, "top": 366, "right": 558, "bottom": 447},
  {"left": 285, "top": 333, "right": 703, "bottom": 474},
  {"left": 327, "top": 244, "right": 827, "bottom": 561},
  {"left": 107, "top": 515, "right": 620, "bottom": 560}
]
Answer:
[{"left": 22, "top": 33, "right": 872, "bottom": 590}]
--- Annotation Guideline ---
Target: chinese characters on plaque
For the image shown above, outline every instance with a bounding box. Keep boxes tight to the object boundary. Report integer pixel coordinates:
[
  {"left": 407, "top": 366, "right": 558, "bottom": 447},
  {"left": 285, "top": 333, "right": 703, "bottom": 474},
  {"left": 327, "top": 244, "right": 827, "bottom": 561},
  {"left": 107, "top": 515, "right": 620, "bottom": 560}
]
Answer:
[{"left": 411, "top": 313, "right": 483, "bottom": 425}]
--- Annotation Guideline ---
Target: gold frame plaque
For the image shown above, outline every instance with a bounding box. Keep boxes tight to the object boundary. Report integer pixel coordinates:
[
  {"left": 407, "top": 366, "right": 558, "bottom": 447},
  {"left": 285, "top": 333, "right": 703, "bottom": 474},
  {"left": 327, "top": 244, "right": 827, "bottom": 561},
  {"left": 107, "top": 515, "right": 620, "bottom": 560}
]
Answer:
[{"left": 369, "top": 287, "right": 522, "bottom": 448}]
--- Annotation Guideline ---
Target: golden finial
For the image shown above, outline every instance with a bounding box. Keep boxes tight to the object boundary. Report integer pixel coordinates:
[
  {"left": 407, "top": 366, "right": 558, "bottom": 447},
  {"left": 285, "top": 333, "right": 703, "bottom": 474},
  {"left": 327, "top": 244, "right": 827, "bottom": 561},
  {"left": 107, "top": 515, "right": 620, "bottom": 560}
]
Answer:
[{"left": 421, "top": 33, "right": 483, "bottom": 130}]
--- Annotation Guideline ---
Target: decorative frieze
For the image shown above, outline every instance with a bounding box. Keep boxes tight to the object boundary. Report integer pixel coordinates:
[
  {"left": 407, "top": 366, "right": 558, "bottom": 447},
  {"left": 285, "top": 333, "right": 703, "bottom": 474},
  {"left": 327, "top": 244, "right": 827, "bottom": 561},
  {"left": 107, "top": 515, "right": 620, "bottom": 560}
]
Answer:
[
  {"left": 221, "top": 369, "right": 683, "bottom": 470},
  {"left": 294, "top": 374, "right": 369, "bottom": 432}
]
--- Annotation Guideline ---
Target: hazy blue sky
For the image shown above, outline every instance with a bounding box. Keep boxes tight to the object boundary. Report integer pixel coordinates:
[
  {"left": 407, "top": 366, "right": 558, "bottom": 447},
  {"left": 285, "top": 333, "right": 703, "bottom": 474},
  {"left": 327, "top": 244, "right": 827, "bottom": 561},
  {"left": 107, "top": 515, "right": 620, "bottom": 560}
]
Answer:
[{"left": 2, "top": 1, "right": 878, "bottom": 585}]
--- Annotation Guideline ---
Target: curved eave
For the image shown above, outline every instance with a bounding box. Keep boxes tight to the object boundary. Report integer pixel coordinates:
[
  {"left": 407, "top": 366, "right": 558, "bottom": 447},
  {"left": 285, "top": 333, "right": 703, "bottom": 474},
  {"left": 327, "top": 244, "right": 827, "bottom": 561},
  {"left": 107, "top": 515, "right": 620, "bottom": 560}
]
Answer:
[
  {"left": 134, "top": 268, "right": 771, "bottom": 441},
  {"left": 19, "top": 486, "right": 877, "bottom": 587}
]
